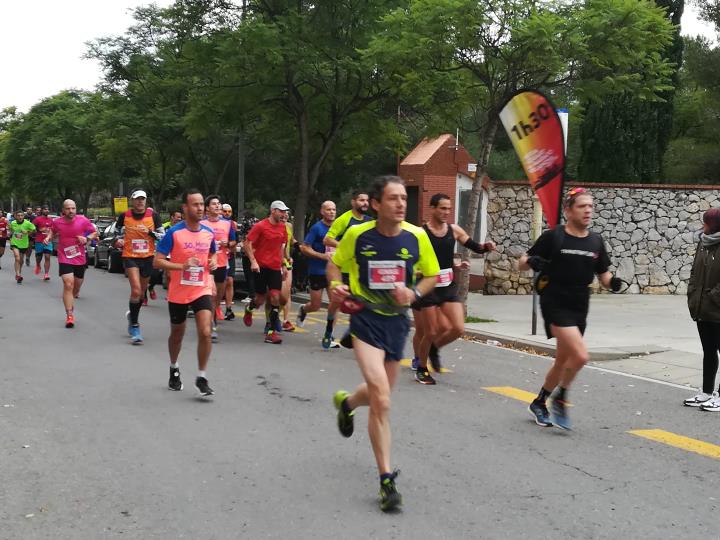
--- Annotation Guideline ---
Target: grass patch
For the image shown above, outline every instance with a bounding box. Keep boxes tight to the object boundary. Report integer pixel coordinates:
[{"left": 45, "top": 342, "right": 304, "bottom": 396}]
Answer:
[{"left": 465, "top": 316, "right": 497, "bottom": 323}]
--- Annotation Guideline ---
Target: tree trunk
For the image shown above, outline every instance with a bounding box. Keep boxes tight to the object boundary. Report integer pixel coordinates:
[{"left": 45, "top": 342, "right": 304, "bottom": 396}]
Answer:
[
  {"left": 458, "top": 116, "right": 498, "bottom": 305},
  {"left": 294, "top": 110, "right": 311, "bottom": 241}
]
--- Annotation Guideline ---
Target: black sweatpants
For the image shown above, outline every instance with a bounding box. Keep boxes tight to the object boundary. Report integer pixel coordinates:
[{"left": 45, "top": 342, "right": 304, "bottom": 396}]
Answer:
[{"left": 697, "top": 320, "right": 720, "bottom": 394}]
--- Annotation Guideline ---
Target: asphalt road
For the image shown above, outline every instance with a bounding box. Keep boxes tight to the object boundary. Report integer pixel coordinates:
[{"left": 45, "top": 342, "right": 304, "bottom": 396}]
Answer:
[{"left": 1, "top": 262, "right": 718, "bottom": 539}]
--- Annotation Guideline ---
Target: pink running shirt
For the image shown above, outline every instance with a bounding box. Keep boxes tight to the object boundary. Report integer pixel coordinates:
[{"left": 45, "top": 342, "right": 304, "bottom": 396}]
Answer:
[
  {"left": 200, "top": 218, "right": 234, "bottom": 268},
  {"left": 51, "top": 215, "right": 96, "bottom": 265}
]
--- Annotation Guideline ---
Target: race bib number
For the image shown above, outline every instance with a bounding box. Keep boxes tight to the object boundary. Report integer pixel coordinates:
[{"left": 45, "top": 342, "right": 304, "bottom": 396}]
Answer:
[
  {"left": 14, "top": 232, "right": 23, "bottom": 239},
  {"left": 436, "top": 268, "right": 454, "bottom": 287},
  {"left": 64, "top": 244, "right": 81, "bottom": 259},
  {"left": 325, "top": 246, "right": 336, "bottom": 257},
  {"left": 367, "top": 260, "right": 406, "bottom": 290},
  {"left": 180, "top": 266, "right": 205, "bottom": 286},
  {"left": 131, "top": 239, "right": 150, "bottom": 254}
]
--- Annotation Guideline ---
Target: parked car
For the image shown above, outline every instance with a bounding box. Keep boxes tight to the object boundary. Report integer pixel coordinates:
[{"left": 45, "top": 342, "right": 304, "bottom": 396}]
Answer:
[
  {"left": 94, "top": 221, "right": 124, "bottom": 273},
  {"left": 87, "top": 216, "right": 116, "bottom": 264}
]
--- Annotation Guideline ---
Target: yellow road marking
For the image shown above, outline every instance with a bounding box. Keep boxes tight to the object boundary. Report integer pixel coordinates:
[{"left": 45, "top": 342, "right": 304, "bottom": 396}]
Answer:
[
  {"left": 482, "top": 386, "right": 573, "bottom": 406},
  {"left": 628, "top": 429, "right": 720, "bottom": 460},
  {"left": 399, "top": 359, "right": 452, "bottom": 373}
]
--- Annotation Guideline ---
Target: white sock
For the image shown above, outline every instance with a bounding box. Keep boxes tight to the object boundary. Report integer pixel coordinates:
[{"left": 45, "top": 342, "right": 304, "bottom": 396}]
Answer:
[
  {"left": 170, "top": 362, "right": 178, "bottom": 369},
  {"left": 198, "top": 370, "right": 207, "bottom": 379}
]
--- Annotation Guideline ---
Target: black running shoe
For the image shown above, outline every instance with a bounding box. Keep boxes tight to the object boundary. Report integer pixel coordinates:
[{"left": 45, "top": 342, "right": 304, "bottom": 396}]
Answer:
[
  {"left": 195, "top": 376, "right": 215, "bottom": 397},
  {"left": 297, "top": 304, "right": 307, "bottom": 327},
  {"left": 340, "top": 331, "right": 353, "bottom": 349},
  {"left": 168, "top": 367, "right": 183, "bottom": 391},
  {"left": 415, "top": 369, "right": 436, "bottom": 385},
  {"left": 550, "top": 399, "right": 571, "bottom": 430},
  {"left": 429, "top": 344, "right": 442, "bottom": 372},
  {"left": 528, "top": 400, "right": 553, "bottom": 427},
  {"left": 333, "top": 390, "right": 354, "bottom": 437},
  {"left": 379, "top": 470, "right": 402, "bottom": 512},
  {"left": 225, "top": 307, "right": 235, "bottom": 321}
]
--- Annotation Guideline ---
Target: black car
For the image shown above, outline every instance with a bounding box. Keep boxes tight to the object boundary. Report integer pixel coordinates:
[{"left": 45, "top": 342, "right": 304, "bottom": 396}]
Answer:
[
  {"left": 87, "top": 217, "right": 115, "bottom": 264},
  {"left": 93, "top": 221, "right": 124, "bottom": 273}
]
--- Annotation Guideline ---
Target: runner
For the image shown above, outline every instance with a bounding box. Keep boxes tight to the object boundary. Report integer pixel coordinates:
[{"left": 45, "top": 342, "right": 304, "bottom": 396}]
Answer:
[
  {"left": 24, "top": 207, "right": 37, "bottom": 266},
  {"left": 9, "top": 210, "right": 36, "bottom": 283},
  {"left": 115, "top": 190, "right": 164, "bottom": 344},
  {"left": 154, "top": 189, "right": 218, "bottom": 396},
  {"left": 32, "top": 205, "right": 54, "bottom": 281},
  {"left": 242, "top": 201, "right": 290, "bottom": 345},
  {"left": 323, "top": 190, "right": 372, "bottom": 348},
  {"left": 297, "top": 200, "right": 338, "bottom": 347},
  {"left": 151, "top": 210, "right": 183, "bottom": 302},
  {"left": 44, "top": 200, "right": 98, "bottom": 328},
  {"left": 222, "top": 204, "right": 238, "bottom": 320},
  {"left": 200, "top": 195, "right": 236, "bottom": 342},
  {"left": 0, "top": 211, "right": 8, "bottom": 270},
  {"left": 410, "top": 193, "right": 496, "bottom": 384},
  {"left": 280, "top": 215, "right": 297, "bottom": 332},
  {"left": 519, "top": 188, "right": 622, "bottom": 429},
  {"left": 329, "top": 175, "right": 439, "bottom": 512}
]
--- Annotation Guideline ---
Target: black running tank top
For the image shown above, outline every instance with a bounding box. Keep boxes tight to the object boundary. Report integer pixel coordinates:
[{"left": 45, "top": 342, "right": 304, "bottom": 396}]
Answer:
[{"left": 423, "top": 223, "right": 455, "bottom": 269}]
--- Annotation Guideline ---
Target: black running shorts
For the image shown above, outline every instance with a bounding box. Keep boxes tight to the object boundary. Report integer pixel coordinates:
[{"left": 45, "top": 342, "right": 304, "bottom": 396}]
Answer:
[
  {"left": 540, "top": 292, "right": 589, "bottom": 340},
  {"left": 168, "top": 294, "right": 213, "bottom": 325},
  {"left": 123, "top": 256, "right": 154, "bottom": 278},
  {"left": 350, "top": 309, "right": 410, "bottom": 362},
  {"left": 253, "top": 267, "right": 282, "bottom": 294},
  {"left": 212, "top": 266, "right": 228, "bottom": 284},
  {"left": 58, "top": 263, "right": 86, "bottom": 279},
  {"left": 308, "top": 274, "right": 328, "bottom": 291}
]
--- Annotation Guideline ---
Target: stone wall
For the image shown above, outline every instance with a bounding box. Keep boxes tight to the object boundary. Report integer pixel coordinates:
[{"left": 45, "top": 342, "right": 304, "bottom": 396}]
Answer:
[{"left": 483, "top": 182, "right": 720, "bottom": 295}]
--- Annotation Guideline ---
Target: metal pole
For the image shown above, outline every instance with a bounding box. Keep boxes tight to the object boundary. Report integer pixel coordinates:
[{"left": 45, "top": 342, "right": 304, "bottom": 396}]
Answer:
[{"left": 237, "top": 132, "right": 245, "bottom": 215}]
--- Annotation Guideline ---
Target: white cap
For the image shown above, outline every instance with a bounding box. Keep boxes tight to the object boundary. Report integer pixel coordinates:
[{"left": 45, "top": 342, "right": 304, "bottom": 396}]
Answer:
[
  {"left": 131, "top": 190, "right": 147, "bottom": 199},
  {"left": 270, "top": 200, "right": 290, "bottom": 211},
  {"left": 222, "top": 203, "right": 232, "bottom": 211}
]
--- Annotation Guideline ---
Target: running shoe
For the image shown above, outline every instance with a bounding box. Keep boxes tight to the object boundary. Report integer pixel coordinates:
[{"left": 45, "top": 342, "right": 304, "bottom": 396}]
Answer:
[
  {"left": 415, "top": 369, "right": 436, "bottom": 385},
  {"left": 340, "top": 331, "right": 353, "bottom": 349},
  {"left": 282, "top": 320, "right": 296, "bottom": 332},
  {"left": 264, "top": 330, "right": 282, "bottom": 344},
  {"left": 550, "top": 399, "right": 571, "bottom": 430},
  {"left": 211, "top": 327, "right": 218, "bottom": 342},
  {"left": 700, "top": 396, "right": 720, "bottom": 412},
  {"left": 34, "top": 265, "right": 40, "bottom": 275},
  {"left": 65, "top": 314, "right": 75, "bottom": 328},
  {"left": 333, "top": 390, "right": 354, "bottom": 438},
  {"left": 126, "top": 311, "right": 133, "bottom": 336},
  {"left": 379, "top": 470, "right": 402, "bottom": 512},
  {"left": 321, "top": 331, "right": 333, "bottom": 349},
  {"left": 684, "top": 391, "right": 715, "bottom": 407},
  {"left": 25, "top": 257, "right": 30, "bottom": 266},
  {"left": 168, "top": 367, "right": 183, "bottom": 391},
  {"left": 410, "top": 356, "right": 419, "bottom": 371},
  {"left": 528, "top": 400, "right": 553, "bottom": 427},
  {"left": 16, "top": 275, "right": 23, "bottom": 284},
  {"left": 243, "top": 305, "right": 253, "bottom": 327},
  {"left": 215, "top": 306, "right": 225, "bottom": 321},
  {"left": 142, "top": 296, "right": 148, "bottom": 306},
  {"left": 130, "top": 325, "right": 144, "bottom": 345},
  {"left": 195, "top": 376, "right": 215, "bottom": 397},
  {"left": 429, "top": 344, "right": 442, "bottom": 372},
  {"left": 297, "top": 305, "right": 307, "bottom": 327},
  {"left": 43, "top": 273, "right": 50, "bottom": 281},
  {"left": 149, "top": 289, "right": 157, "bottom": 300},
  {"left": 225, "top": 307, "right": 235, "bottom": 320}
]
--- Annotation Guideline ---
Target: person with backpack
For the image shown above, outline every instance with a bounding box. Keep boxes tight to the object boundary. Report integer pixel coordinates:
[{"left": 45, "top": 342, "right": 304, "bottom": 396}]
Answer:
[{"left": 519, "top": 187, "right": 622, "bottom": 430}]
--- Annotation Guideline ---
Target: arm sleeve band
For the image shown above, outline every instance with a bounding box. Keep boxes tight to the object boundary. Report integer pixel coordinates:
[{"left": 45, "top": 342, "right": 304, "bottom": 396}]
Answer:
[{"left": 463, "top": 238, "right": 487, "bottom": 254}]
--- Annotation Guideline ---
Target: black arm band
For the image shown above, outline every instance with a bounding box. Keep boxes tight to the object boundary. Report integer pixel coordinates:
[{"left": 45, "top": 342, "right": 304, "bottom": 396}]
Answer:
[{"left": 463, "top": 238, "right": 486, "bottom": 254}]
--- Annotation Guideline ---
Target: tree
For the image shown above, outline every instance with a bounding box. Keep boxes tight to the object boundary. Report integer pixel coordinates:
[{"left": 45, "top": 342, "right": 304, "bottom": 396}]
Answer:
[{"left": 368, "top": 0, "right": 676, "bottom": 300}]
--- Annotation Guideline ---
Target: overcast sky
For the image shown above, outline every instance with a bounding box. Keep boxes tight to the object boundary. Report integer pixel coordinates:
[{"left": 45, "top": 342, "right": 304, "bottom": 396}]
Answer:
[{"left": 0, "top": 1, "right": 716, "bottom": 113}]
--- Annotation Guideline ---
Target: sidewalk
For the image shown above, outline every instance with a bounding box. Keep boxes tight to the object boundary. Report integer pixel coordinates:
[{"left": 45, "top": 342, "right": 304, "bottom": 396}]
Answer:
[{"left": 463, "top": 293, "right": 702, "bottom": 388}]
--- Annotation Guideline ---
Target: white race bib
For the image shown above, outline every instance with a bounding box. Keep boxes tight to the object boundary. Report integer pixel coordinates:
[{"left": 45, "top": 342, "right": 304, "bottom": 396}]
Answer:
[
  {"left": 367, "top": 260, "right": 406, "bottom": 290},
  {"left": 64, "top": 244, "right": 81, "bottom": 259},
  {"left": 325, "top": 246, "right": 336, "bottom": 257},
  {"left": 436, "top": 268, "right": 454, "bottom": 287},
  {"left": 14, "top": 232, "right": 23, "bottom": 239},
  {"left": 131, "top": 239, "right": 150, "bottom": 254},
  {"left": 180, "top": 266, "right": 205, "bottom": 286}
]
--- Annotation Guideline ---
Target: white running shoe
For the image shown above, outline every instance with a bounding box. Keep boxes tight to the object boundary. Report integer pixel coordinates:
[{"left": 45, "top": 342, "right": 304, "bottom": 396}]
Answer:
[
  {"left": 700, "top": 395, "right": 720, "bottom": 412},
  {"left": 684, "top": 391, "right": 715, "bottom": 407}
]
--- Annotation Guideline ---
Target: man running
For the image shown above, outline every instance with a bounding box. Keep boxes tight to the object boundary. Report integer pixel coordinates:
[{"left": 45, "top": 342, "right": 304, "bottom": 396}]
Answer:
[
  {"left": 151, "top": 210, "right": 183, "bottom": 301},
  {"left": 222, "top": 204, "right": 238, "bottom": 320},
  {"left": 114, "top": 190, "right": 164, "bottom": 344},
  {"left": 280, "top": 216, "right": 297, "bottom": 332},
  {"left": 243, "top": 201, "right": 290, "bottom": 344},
  {"left": 411, "top": 193, "right": 496, "bottom": 384},
  {"left": 323, "top": 190, "right": 372, "bottom": 348},
  {"left": 0, "top": 211, "right": 9, "bottom": 270},
  {"left": 44, "top": 200, "right": 98, "bottom": 328},
  {"left": 32, "top": 205, "right": 54, "bottom": 281},
  {"left": 520, "top": 188, "right": 621, "bottom": 430},
  {"left": 329, "top": 175, "right": 439, "bottom": 512},
  {"left": 201, "top": 195, "right": 236, "bottom": 342},
  {"left": 297, "top": 200, "right": 338, "bottom": 346},
  {"left": 154, "top": 189, "right": 217, "bottom": 396},
  {"left": 9, "top": 210, "right": 36, "bottom": 283}
]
